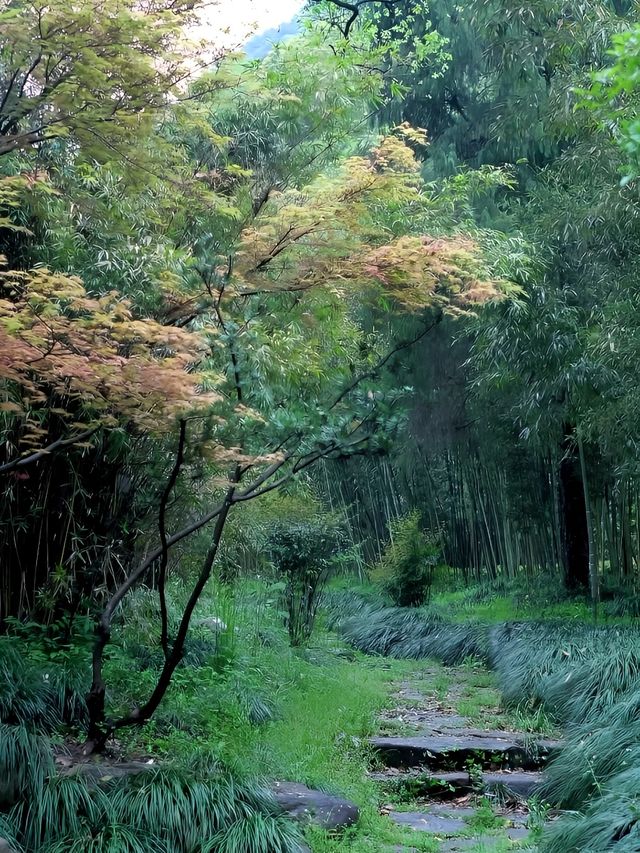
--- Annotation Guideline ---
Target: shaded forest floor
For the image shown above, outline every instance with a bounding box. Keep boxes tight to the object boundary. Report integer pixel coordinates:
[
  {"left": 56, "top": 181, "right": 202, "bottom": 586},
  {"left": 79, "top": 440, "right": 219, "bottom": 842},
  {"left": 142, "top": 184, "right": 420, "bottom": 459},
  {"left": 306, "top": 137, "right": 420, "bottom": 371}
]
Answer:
[{"left": 3, "top": 579, "right": 604, "bottom": 851}]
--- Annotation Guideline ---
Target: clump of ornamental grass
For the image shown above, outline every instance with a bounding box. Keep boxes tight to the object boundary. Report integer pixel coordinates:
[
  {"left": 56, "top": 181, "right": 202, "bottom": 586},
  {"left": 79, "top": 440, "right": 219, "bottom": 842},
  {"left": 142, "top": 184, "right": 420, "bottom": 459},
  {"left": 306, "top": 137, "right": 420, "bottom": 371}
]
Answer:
[
  {"left": 0, "top": 814, "right": 21, "bottom": 851},
  {"left": 489, "top": 622, "right": 640, "bottom": 724},
  {"left": 334, "top": 598, "right": 489, "bottom": 664},
  {"left": 0, "top": 723, "right": 53, "bottom": 806},
  {"left": 540, "top": 767, "right": 640, "bottom": 853},
  {"left": 0, "top": 636, "right": 88, "bottom": 730},
  {"left": 540, "top": 648, "right": 640, "bottom": 725},
  {"left": 541, "top": 686, "right": 640, "bottom": 809},
  {"left": 540, "top": 796, "right": 640, "bottom": 853},
  {"left": 7, "top": 766, "right": 303, "bottom": 853}
]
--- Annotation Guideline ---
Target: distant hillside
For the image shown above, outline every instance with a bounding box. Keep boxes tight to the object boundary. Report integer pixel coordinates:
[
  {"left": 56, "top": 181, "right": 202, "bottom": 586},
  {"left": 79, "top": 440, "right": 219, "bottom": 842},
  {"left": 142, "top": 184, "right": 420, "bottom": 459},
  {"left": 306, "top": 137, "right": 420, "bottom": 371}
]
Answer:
[{"left": 244, "top": 17, "right": 300, "bottom": 58}]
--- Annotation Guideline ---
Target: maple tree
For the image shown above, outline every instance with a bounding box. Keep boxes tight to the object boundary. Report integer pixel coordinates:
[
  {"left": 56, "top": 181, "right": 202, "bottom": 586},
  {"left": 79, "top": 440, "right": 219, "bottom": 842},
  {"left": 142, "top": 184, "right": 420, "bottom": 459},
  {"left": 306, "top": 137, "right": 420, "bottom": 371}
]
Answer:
[
  {"left": 0, "top": 0, "right": 209, "bottom": 160},
  {"left": 0, "top": 5, "right": 512, "bottom": 748},
  {"left": 81, "top": 123, "right": 510, "bottom": 748}
]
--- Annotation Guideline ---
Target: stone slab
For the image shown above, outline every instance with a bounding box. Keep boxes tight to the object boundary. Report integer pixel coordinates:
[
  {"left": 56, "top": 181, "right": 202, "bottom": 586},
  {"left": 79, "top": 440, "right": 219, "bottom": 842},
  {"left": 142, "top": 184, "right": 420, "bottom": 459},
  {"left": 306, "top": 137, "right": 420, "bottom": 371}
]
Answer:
[
  {"left": 389, "top": 811, "right": 466, "bottom": 834},
  {"left": 272, "top": 781, "right": 359, "bottom": 831},
  {"left": 370, "top": 734, "right": 559, "bottom": 770},
  {"left": 439, "top": 840, "right": 503, "bottom": 852},
  {"left": 371, "top": 768, "right": 543, "bottom": 800}
]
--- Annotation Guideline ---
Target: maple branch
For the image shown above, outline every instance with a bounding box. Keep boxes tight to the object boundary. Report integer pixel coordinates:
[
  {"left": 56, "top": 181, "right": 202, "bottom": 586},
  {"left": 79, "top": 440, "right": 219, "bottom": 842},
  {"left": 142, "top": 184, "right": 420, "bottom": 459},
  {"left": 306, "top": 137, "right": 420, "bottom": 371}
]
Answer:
[
  {"left": 0, "top": 427, "right": 99, "bottom": 475},
  {"left": 85, "top": 314, "right": 442, "bottom": 749},
  {"left": 158, "top": 419, "right": 187, "bottom": 660},
  {"left": 252, "top": 222, "right": 321, "bottom": 273}
]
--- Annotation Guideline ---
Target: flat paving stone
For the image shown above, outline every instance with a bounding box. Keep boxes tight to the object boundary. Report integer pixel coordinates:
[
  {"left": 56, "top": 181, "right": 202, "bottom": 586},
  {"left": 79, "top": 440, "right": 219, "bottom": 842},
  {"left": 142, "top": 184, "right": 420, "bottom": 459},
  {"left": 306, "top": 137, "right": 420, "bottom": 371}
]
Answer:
[
  {"left": 272, "top": 781, "right": 359, "bottom": 831},
  {"left": 390, "top": 809, "right": 531, "bottom": 841},
  {"left": 431, "top": 769, "right": 543, "bottom": 797},
  {"left": 437, "top": 828, "right": 531, "bottom": 851},
  {"left": 425, "top": 803, "right": 477, "bottom": 819},
  {"left": 506, "top": 825, "right": 531, "bottom": 841},
  {"left": 371, "top": 767, "right": 543, "bottom": 800},
  {"left": 484, "top": 770, "right": 543, "bottom": 797},
  {"left": 389, "top": 811, "right": 466, "bottom": 834},
  {"left": 439, "top": 839, "right": 503, "bottom": 852},
  {"left": 370, "top": 734, "right": 559, "bottom": 770}
]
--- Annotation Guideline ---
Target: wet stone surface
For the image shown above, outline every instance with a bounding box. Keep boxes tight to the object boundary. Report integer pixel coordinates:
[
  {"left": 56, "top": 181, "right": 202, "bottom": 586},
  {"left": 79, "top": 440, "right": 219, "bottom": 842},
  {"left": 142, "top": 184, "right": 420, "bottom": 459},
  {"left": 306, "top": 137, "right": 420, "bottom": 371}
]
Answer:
[
  {"left": 272, "top": 781, "right": 360, "bottom": 831},
  {"left": 372, "top": 667, "right": 548, "bottom": 851},
  {"left": 371, "top": 732, "right": 559, "bottom": 770}
]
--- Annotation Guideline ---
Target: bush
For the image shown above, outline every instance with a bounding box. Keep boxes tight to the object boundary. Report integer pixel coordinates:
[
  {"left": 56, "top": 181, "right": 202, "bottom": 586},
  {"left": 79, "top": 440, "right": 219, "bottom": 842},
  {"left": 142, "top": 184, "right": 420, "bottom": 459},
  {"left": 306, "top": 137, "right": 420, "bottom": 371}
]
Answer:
[
  {"left": 267, "top": 517, "right": 344, "bottom": 646},
  {"left": 5, "top": 767, "right": 303, "bottom": 852},
  {"left": 374, "top": 512, "right": 441, "bottom": 607}
]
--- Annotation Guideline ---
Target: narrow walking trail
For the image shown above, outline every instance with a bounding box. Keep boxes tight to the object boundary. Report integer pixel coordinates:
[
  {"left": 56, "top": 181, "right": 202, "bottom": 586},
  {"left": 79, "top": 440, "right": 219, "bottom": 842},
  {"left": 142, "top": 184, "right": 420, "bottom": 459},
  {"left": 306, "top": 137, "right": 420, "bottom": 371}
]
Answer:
[{"left": 369, "top": 663, "right": 559, "bottom": 852}]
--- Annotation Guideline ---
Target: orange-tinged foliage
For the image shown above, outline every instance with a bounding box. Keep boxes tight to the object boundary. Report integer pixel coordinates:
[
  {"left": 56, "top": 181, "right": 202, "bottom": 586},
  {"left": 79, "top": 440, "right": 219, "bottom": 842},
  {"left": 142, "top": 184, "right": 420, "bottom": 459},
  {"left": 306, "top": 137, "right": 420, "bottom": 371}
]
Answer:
[
  {"left": 0, "top": 132, "right": 504, "bottom": 463},
  {"left": 361, "top": 236, "right": 501, "bottom": 311},
  {"left": 0, "top": 260, "right": 220, "bottom": 446},
  {"left": 229, "top": 133, "right": 502, "bottom": 312}
]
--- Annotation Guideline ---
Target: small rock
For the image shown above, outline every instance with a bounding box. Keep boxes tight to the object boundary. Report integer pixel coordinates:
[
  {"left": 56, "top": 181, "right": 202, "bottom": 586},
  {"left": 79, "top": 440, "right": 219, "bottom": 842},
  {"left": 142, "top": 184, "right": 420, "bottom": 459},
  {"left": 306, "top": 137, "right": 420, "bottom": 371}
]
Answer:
[
  {"left": 198, "top": 616, "right": 227, "bottom": 632},
  {"left": 272, "top": 781, "right": 359, "bottom": 831},
  {"left": 0, "top": 840, "right": 17, "bottom": 853},
  {"left": 390, "top": 810, "right": 466, "bottom": 835}
]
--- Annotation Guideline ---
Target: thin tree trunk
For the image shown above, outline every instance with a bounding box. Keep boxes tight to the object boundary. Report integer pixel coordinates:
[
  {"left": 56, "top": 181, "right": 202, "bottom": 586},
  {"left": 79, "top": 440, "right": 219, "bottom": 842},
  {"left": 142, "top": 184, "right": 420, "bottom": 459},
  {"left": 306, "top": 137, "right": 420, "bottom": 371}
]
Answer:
[
  {"left": 577, "top": 434, "right": 598, "bottom": 619},
  {"left": 559, "top": 423, "right": 590, "bottom": 592}
]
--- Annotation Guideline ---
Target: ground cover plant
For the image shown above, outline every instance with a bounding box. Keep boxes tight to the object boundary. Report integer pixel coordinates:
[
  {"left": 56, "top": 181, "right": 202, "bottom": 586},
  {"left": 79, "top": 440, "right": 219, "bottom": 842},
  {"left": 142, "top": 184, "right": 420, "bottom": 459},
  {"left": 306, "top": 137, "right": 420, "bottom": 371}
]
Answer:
[{"left": 0, "top": 575, "right": 454, "bottom": 851}]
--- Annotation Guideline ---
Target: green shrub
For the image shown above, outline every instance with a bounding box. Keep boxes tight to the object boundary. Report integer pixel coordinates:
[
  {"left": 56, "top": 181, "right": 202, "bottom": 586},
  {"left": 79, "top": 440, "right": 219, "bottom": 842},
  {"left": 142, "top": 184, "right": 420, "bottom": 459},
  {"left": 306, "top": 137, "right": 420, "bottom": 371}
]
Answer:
[
  {"left": 373, "top": 512, "right": 441, "bottom": 607},
  {"left": 267, "top": 518, "right": 343, "bottom": 646}
]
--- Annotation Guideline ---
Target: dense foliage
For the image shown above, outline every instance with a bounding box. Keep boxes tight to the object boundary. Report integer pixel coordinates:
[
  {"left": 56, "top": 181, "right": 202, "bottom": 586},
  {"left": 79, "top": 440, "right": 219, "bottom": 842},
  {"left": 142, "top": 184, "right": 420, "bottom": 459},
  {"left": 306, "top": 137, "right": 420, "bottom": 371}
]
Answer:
[{"left": 4, "top": 0, "right": 640, "bottom": 849}]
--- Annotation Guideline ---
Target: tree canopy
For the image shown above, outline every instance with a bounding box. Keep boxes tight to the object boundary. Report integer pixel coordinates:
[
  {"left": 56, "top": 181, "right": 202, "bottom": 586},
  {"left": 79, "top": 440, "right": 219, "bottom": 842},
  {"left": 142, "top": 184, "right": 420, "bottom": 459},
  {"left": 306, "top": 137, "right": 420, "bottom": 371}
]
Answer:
[{"left": 4, "top": 1, "right": 640, "bottom": 849}]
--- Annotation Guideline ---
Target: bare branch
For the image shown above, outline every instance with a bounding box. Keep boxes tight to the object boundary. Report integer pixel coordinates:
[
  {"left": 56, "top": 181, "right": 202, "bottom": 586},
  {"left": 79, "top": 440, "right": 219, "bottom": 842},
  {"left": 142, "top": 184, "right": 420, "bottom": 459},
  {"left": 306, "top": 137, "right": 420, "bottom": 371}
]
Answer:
[
  {"left": 0, "top": 427, "right": 99, "bottom": 475},
  {"left": 158, "top": 419, "right": 188, "bottom": 660}
]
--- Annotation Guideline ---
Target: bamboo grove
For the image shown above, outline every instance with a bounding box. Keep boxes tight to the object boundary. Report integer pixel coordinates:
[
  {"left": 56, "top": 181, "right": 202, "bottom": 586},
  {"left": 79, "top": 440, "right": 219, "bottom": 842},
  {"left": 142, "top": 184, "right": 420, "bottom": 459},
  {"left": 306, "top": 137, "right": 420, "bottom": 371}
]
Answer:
[
  {"left": 4, "top": 0, "right": 640, "bottom": 744},
  {"left": 317, "top": 0, "right": 640, "bottom": 603}
]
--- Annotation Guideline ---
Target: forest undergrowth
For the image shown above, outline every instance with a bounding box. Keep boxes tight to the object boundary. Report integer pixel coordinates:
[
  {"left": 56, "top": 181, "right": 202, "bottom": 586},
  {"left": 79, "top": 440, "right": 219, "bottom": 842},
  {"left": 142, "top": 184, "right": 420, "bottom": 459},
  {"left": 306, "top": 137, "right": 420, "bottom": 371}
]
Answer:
[
  {"left": 6, "top": 0, "right": 640, "bottom": 851},
  {"left": 0, "top": 578, "right": 443, "bottom": 852}
]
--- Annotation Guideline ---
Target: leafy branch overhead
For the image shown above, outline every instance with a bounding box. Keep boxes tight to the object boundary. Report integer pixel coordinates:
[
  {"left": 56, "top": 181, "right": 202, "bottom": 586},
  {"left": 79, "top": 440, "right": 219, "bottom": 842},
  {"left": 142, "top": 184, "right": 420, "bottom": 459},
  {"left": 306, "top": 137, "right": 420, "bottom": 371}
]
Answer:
[
  {"left": 0, "top": 258, "right": 217, "bottom": 444},
  {"left": 0, "top": 0, "right": 211, "bottom": 160},
  {"left": 1, "top": 122, "right": 507, "bottom": 468},
  {"left": 0, "top": 0, "right": 521, "bottom": 762}
]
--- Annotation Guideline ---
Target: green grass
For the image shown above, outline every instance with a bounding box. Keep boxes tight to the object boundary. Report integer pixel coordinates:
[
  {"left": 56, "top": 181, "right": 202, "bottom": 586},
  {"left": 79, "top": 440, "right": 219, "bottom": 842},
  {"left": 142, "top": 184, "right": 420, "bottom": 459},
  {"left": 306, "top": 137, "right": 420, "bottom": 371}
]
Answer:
[
  {"left": 465, "top": 798, "right": 507, "bottom": 832},
  {"left": 113, "top": 582, "right": 446, "bottom": 852},
  {"left": 429, "top": 668, "right": 452, "bottom": 700},
  {"left": 1, "top": 578, "right": 446, "bottom": 852},
  {"left": 14, "top": 572, "right": 640, "bottom": 851}
]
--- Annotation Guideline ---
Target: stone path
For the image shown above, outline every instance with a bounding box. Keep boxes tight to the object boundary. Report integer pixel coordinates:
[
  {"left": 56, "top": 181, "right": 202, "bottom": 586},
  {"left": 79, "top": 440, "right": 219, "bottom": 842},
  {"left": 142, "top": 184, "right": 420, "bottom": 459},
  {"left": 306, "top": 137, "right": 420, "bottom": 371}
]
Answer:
[
  {"left": 371, "top": 730, "right": 559, "bottom": 770},
  {"left": 370, "top": 667, "right": 555, "bottom": 851}
]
